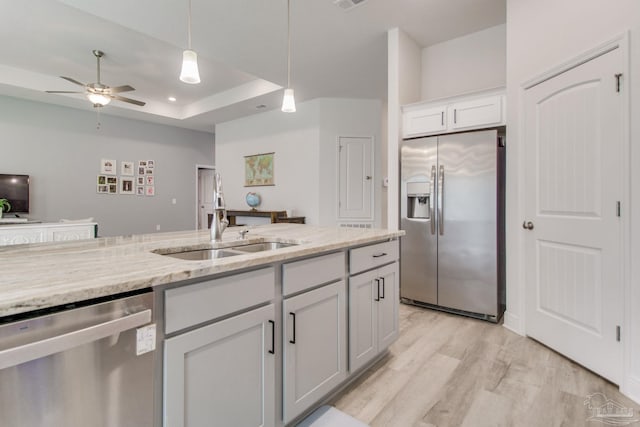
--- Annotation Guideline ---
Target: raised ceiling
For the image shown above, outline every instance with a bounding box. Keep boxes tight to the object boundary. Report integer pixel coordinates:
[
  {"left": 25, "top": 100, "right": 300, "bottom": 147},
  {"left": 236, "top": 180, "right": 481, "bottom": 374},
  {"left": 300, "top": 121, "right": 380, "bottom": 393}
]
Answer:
[{"left": 0, "top": 0, "right": 505, "bottom": 133}]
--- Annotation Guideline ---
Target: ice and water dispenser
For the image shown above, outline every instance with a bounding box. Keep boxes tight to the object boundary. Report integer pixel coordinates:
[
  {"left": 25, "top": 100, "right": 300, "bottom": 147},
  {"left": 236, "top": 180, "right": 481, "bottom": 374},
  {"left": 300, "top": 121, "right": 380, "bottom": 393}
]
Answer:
[{"left": 405, "top": 181, "right": 430, "bottom": 219}]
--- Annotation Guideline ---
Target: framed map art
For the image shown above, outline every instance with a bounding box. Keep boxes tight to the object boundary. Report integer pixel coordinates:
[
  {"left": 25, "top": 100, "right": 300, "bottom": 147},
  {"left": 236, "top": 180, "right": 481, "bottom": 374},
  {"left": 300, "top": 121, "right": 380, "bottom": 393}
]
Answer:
[{"left": 244, "top": 152, "right": 274, "bottom": 186}]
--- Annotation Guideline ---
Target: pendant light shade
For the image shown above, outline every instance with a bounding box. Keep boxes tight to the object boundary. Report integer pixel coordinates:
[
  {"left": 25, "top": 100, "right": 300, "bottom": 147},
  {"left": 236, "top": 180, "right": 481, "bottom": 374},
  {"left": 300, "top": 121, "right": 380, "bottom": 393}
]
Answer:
[
  {"left": 281, "top": 0, "right": 296, "bottom": 112},
  {"left": 281, "top": 88, "right": 296, "bottom": 112},
  {"left": 180, "top": 49, "right": 201, "bottom": 84},
  {"left": 180, "top": 0, "right": 200, "bottom": 84}
]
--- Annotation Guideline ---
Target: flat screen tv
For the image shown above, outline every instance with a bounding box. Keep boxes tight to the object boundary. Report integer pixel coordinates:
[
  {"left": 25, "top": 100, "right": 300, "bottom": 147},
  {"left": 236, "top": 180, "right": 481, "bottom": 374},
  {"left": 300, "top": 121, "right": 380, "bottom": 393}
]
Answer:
[{"left": 0, "top": 174, "right": 30, "bottom": 214}]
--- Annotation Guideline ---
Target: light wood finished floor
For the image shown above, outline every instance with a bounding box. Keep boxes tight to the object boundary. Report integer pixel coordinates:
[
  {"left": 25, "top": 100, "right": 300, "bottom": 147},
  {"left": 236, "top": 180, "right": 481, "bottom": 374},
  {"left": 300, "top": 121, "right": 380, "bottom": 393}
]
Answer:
[{"left": 331, "top": 303, "right": 640, "bottom": 427}]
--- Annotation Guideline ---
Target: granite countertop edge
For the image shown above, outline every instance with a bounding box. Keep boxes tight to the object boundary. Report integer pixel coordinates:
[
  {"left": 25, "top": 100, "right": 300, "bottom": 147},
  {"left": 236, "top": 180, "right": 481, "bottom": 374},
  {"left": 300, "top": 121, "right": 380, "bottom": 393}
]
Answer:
[{"left": 0, "top": 224, "right": 404, "bottom": 318}]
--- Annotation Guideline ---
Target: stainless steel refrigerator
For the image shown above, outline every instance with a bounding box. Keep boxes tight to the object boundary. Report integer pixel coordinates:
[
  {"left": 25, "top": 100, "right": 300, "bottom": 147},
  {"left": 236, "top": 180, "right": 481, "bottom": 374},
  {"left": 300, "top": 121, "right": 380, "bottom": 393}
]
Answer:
[{"left": 400, "top": 129, "right": 505, "bottom": 322}]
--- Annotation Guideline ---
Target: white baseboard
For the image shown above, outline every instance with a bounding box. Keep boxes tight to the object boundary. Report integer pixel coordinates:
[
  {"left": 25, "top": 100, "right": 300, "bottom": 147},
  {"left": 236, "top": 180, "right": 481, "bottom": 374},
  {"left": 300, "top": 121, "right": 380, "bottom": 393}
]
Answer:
[
  {"left": 502, "top": 310, "right": 524, "bottom": 336},
  {"left": 621, "top": 375, "right": 640, "bottom": 405}
]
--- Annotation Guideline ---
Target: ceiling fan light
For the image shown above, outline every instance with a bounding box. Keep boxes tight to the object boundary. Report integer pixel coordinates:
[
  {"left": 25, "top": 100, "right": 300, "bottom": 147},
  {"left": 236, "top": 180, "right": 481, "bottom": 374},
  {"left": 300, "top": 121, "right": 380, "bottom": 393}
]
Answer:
[
  {"left": 281, "top": 88, "right": 296, "bottom": 113},
  {"left": 87, "top": 92, "right": 111, "bottom": 106},
  {"left": 180, "top": 50, "right": 201, "bottom": 84}
]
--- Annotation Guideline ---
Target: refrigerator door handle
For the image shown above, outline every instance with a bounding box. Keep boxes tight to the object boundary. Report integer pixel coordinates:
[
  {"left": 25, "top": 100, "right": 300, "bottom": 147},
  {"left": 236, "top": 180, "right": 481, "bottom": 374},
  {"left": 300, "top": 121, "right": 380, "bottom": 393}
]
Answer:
[
  {"left": 438, "top": 165, "right": 444, "bottom": 235},
  {"left": 429, "top": 165, "right": 436, "bottom": 234}
]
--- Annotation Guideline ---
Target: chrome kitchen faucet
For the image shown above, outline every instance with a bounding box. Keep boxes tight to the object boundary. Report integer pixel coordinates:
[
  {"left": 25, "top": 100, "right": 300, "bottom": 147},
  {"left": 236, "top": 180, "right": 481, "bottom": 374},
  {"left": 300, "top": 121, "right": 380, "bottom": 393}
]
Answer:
[{"left": 210, "top": 172, "right": 228, "bottom": 242}]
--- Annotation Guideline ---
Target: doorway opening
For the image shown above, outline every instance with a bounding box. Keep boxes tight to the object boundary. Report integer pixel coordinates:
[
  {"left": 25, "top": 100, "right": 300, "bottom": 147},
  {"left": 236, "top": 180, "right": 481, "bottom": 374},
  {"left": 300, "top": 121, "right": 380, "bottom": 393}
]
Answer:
[{"left": 196, "top": 165, "right": 215, "bottom": 230}]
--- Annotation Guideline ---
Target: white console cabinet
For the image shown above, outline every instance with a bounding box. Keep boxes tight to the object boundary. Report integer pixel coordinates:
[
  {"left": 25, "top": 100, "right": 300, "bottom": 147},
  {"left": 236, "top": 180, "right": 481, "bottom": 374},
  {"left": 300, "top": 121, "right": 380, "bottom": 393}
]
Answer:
[
  {"left": 402, "top": 88, "right": 505, "bottom": 138},
  {"left": 0, "top": 222, "right": 97, "bottom": 246}
]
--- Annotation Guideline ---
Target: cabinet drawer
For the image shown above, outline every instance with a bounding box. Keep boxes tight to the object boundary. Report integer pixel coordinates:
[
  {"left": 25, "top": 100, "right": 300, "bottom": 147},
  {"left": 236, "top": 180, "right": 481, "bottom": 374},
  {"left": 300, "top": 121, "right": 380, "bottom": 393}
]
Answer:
[
  {"left": 165, "top": 267, "right": 275, "bottom": 334},
  {"left": 349, "top": 240, "right": 399, "bottom": 275},
  {"left": 48, "top": 225, "right": 95, "bottom": 241},
  {"left": 282, "top": 252, "right": 345, "bottom": 296},
  {"left": 0, "top": 229, "right": 45, "bottom": 246}
]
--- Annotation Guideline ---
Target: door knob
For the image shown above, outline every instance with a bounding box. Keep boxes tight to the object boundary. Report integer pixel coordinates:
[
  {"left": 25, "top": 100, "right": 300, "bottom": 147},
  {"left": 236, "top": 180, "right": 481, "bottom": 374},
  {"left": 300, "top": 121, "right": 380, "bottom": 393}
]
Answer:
[{"left": 522, "top": 221, "right": 534, "bottom": 230}]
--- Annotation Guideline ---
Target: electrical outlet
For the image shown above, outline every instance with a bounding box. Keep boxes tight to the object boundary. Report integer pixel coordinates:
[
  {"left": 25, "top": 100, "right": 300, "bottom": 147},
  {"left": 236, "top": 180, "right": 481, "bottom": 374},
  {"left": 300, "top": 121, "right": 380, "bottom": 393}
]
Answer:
[
  {"left": 171, "top": 198, "right": 177, "bottom": 205},
  {"left": 156, "top": 224, "right": 161, "bottom": 231},
  {"left": 383, "top": 177, "right": 389, "bottom": 187}
]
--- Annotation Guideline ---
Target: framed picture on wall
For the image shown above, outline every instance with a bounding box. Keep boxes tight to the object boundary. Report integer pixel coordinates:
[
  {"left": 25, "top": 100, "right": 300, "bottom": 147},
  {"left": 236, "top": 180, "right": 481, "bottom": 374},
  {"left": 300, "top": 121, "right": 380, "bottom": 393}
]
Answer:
[
  {"left": 244, "top": 152, "right": 274, "bottom": 186},
  {"left": 97, "top": 175, "right": 108, "bottom": 194},
  {"left": 100, "top": 159, "right": 116, "bottom": 175},
  {"left": 146, "top": 176, "right": 154, "bottom": 186},
  {"left": 137, "top": 176, "right": 145, "bottom": 185},
  {"left": 121, "top": 161, "right": 135, "bottom": 176},
  {"left": 145, "top": 186, "right": 155, "bottom": 196},
  {"left": 120, "top": 178, "right": 134, "bottom": 195},
  {"left": 136, "top": 186, "right": 145, "bottom": 196}
]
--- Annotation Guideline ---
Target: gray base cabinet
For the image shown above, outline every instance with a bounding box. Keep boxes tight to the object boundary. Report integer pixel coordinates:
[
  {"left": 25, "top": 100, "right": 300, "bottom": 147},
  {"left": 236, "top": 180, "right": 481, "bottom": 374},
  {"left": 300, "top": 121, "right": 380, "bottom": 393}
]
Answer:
[
  {"left": 161, "top": 239, "right": 399, "bottom": 427},
  {"left": 349, "top": 262, "right": 399, "bottom": 373},
  {"left": 164, "top": 304, "right": 276, "bottom": 427},
  {"left": 282, "top": 280, "right": 348, "bottom": 424}
]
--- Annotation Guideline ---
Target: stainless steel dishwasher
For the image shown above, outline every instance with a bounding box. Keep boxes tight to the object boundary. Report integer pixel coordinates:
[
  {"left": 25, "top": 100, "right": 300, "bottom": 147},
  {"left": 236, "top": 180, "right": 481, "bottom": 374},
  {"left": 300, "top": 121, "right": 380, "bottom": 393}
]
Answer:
[{"left": 0, "top": 290, "right": 157, "bottom": 427}]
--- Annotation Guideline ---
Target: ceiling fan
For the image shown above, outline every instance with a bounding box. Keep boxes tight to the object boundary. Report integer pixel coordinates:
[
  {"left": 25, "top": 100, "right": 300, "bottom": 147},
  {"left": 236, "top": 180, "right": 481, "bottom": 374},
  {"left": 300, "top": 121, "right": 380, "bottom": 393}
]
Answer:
[{"left": 46, "top": 50, "right": 145, "bottom": 108}]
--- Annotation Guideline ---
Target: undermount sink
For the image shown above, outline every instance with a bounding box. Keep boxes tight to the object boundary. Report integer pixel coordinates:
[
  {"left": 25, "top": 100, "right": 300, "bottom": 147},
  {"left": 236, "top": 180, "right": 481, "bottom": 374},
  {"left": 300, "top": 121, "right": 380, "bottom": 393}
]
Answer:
[
  {"left": 163, "top": 249, "right": 241, "bottom": 261},
  {"left": 157, "top": 240, "right": 299, "bottom": 261},
  {"left": 231, "top": 242, "right": 297, "bottom": 253}
]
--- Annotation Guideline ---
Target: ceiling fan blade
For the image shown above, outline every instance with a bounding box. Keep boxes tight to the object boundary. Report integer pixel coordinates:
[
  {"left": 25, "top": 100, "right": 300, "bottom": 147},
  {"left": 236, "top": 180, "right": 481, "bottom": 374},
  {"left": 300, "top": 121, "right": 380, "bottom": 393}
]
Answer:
[
  {"left": 60, "top": 76, "right": 86, "bottom": 87},
  {"left": 112, "top": 95, "right": 146, "bottom": 107},
  {"left": 109, "top": 85, "right": 135, "bottom": 94},
  {"left": 45, "top": 91, "right": 83, "bottom": 94}
]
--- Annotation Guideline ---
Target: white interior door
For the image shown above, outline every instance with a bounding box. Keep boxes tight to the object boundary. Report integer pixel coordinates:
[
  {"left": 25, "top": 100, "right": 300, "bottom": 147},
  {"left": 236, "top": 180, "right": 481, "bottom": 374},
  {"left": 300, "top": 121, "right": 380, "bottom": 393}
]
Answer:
[
  {"left": 523, "top": 46, "right": 624, "bottom": 383},
  {"left": 197, "top": 168, "right": 215, "bottom": 229},
  {"left": 338, "top": 136, "right": 373, "bottom": 220}
]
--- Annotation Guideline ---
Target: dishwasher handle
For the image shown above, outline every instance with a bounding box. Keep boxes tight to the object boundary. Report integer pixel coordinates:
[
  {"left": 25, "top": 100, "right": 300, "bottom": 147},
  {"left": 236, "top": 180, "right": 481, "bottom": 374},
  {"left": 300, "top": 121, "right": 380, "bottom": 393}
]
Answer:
[{"left": 0, "top": 309, "right": 152, "bottom": 371}]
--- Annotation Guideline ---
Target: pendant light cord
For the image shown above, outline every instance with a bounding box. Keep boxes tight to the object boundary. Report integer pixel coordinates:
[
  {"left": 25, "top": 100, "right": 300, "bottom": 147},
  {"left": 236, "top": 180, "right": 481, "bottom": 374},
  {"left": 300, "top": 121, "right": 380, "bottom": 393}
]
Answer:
[
  {"left": 187, "top": 0, "right": 193, "bottom": 50},
  {"left": 286, "top": 0, "right": 291, "bottom": 88}
]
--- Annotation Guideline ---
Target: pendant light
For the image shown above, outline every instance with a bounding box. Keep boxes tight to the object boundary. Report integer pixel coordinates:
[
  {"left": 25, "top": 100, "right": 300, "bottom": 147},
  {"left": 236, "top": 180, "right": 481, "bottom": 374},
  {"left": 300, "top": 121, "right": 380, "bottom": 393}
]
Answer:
[
  {"left": 180, "top": 0, "right": 201, "bottom": 84},
  {"left": 281, "top": 0, "right": 296, "bottom": 112}
]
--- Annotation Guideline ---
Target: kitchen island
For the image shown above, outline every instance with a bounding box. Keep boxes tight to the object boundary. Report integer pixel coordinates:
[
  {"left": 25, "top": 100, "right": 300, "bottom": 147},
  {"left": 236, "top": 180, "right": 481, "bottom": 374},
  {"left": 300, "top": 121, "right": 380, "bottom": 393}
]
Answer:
[{"left": 0, "top": 223, "right": 403, "bottom": 427}]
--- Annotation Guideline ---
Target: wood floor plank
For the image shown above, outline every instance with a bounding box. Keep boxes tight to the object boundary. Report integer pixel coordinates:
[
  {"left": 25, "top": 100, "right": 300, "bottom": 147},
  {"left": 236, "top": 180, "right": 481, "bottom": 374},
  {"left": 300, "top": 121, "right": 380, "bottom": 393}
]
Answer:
[
  {"left": 331, "top": 304, "right": 640, "bottom": 427},
  {"left": 369, "top": 352, "right": 459, "bottom": 427}
]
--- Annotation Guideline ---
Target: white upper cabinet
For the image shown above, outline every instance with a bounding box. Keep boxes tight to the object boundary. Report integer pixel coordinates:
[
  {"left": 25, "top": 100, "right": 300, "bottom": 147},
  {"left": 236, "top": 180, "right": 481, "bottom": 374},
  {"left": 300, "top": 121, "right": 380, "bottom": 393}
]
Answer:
[
  {"left": 403, "top": 105, "right": 447, "bottom": 139},
  {"left": 402, "top": 88, "right": 505, "bottom": 138}
]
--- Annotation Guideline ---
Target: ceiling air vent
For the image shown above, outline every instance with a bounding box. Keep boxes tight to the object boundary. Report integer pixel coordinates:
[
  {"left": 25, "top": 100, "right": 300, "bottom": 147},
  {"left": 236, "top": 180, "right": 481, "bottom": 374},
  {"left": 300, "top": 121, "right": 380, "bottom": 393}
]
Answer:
[{"left": 333, "top": 0, "right": 368, "bottom": 11}]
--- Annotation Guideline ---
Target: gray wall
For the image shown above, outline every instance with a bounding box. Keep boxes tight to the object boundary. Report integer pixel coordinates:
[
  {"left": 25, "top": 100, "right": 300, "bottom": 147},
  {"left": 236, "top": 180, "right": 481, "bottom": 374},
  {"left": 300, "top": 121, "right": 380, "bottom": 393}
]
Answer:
[{"left": 0, "top": 96, "right": 214, "bottom": 236}]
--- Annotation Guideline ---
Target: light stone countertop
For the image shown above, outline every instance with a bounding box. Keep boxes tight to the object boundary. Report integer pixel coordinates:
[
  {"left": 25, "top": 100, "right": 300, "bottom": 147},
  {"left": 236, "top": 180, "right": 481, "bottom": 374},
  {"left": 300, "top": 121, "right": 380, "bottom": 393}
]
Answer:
[{"left": 0, "top": 223, "right": 404, "bottom": 318}]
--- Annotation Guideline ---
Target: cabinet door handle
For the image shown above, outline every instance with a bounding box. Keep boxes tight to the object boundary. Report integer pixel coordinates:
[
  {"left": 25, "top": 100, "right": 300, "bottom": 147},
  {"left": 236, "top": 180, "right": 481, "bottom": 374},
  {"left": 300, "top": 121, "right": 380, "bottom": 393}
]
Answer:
[
  {"left": 289, "top": 312, "right": 296, "bottom": 344},
  {"left": 380, "top": 277, "right": 385, "bottom": 299},
  {"left": 268, "top": 320, "right": 275, "bottom": 354},
  {"left": 372, "top": 253, "right": 387, "bottom": 258},
  {"left": 374, "top": 278, "right": 380, "bottom": 302},
  {"left": 441, "top": 111, "right": 444, "bottom": 126},
  {"left": 454, "top": 109, "right": 457, "bottom": 124}
]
